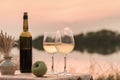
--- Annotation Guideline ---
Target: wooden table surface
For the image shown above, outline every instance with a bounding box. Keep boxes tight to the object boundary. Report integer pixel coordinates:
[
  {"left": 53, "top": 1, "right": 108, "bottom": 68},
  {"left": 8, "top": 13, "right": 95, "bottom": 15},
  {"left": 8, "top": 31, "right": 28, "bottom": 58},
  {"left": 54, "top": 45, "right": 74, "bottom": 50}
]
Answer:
[{"left": 0, "top": 71, "right": 93, "bottom": 80}]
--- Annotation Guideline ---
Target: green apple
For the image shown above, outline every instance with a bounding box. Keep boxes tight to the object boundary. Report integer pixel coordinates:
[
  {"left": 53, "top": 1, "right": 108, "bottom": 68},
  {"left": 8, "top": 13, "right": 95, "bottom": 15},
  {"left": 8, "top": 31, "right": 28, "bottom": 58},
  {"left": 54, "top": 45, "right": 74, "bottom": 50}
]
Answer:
[{"left": 32, "top": 61, "right": 47, "bottom": 77}]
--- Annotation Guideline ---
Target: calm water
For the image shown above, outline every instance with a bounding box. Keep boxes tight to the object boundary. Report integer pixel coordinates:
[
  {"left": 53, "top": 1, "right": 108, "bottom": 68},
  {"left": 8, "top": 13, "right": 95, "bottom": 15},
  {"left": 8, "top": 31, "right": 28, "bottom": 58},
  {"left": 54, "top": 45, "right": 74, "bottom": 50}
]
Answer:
[{"left": 1, "top": 48, "right": 120, "bottom": 78}]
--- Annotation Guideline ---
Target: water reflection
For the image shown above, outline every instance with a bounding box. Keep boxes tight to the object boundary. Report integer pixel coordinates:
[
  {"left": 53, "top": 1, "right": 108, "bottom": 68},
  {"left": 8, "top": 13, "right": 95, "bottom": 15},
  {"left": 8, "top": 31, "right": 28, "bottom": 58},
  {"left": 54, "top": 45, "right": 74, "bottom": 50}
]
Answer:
[{"left": 1, "top": 47, "right": 119, "bottom": 79}]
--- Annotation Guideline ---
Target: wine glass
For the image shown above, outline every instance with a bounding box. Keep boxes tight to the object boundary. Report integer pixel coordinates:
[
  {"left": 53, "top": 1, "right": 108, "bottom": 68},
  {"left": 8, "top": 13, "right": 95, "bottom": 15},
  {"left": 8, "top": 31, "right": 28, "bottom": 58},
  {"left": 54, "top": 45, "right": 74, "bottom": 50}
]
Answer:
[
  {"left": 43, "top": 32, "right": 57, "bottom": 75},
  {"left": 56, "top": 28, "right": 75, "bottom": 76}
]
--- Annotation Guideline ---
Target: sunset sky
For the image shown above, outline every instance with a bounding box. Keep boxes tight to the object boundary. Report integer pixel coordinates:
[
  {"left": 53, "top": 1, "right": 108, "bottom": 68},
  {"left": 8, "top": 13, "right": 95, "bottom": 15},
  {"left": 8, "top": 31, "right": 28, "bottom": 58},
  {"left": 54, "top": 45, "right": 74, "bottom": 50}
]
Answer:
[{"left": 0, "top": 0, "right": 120, "bottom": 39}]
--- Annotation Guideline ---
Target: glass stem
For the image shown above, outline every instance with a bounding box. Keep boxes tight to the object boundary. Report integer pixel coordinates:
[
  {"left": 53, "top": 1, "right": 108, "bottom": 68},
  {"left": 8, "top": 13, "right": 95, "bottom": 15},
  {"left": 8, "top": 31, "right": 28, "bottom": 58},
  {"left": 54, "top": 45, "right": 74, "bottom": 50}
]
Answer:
[
  {"left": 64, "top": 54, "right": 67, "bottom": 73},
  {"left": 51, "top": 54, "right": 54, "bottom": 73}
]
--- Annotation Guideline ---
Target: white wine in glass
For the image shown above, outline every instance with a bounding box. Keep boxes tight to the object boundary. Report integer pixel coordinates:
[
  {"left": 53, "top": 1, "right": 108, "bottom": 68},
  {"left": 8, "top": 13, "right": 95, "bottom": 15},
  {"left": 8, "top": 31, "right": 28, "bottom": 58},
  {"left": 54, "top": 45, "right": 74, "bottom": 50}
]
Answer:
[
  {"left": 56, "top": 43, "right": 74, "bottom": 54},
  {"left": 43, "top": 32, "right": 57, "bottom": 75},
  {"left": 56, "top": 28, "right": 75, "bottom": 76},
  {"left": 44, "top": 43, "right": 57, "bottom": 54}
]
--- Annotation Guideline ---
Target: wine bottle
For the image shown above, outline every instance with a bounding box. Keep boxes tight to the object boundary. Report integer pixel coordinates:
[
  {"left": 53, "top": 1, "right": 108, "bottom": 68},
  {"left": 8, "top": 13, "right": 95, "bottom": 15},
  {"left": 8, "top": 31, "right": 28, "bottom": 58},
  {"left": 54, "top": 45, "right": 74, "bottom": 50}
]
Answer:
[{"left": 20, "top": 12, "right": 32, "bottom": 73}]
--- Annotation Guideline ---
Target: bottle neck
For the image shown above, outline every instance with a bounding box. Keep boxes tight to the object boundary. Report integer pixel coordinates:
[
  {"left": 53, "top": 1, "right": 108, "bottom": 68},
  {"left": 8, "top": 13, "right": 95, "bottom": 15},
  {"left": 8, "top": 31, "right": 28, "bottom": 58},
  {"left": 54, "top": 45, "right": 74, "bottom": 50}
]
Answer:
[
  {"left": 23, "top": 12, "right": 28, "bottom": 32},
  {"left": 23, "top": 19, "right": 28, "bottom": 32}
]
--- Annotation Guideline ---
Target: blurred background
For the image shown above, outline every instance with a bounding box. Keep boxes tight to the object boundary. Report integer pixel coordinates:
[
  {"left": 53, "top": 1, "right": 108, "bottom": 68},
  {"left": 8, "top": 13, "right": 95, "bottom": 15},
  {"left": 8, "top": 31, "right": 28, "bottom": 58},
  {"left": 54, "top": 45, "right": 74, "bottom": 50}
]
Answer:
[{"left": 0, "top": 0, "right": 120, "bottom": 79}]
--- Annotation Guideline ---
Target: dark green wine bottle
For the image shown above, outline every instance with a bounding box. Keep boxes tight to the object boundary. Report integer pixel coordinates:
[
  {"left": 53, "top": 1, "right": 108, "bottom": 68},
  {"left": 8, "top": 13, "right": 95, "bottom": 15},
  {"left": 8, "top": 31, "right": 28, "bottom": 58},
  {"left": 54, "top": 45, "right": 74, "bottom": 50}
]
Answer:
[{"left": 20, "top": 12, "right": 32, "bottom": 73}]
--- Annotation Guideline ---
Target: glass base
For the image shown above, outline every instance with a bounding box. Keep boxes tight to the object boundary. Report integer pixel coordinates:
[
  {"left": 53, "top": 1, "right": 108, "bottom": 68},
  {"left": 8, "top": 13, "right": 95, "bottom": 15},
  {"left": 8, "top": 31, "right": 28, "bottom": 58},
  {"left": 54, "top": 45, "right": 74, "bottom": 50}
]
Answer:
[
  {"left": 58, "top": 72, "right": 72, "bottom": 76},
  {"left": 46, "top": 71, "right": 57, "bottom": 76}
]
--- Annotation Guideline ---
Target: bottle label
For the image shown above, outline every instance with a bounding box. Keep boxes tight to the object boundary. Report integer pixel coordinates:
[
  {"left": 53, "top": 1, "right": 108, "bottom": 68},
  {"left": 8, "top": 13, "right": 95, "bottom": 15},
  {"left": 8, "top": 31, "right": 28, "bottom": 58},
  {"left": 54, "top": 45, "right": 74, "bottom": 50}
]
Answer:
[{"left": 20, "top": 37, "right": 32, "bottom": 49}]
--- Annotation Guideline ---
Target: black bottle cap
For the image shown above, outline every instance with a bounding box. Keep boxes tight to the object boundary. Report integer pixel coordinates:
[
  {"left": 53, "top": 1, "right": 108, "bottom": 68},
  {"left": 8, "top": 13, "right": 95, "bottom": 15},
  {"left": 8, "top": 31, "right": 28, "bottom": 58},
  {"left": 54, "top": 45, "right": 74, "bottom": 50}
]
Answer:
[{"left": 23, "top": 12, "right": 28, "bottom": 19}]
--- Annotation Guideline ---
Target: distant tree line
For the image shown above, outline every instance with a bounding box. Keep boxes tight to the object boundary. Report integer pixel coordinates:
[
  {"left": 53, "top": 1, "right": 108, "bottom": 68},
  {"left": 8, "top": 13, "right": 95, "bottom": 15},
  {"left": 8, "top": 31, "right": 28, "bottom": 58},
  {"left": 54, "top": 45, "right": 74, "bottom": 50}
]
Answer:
[
  {"left": 74, "top": 29, "right": 120, "bottom": 55},
  {"left": 16, "top": 29, "right": 120, "bottom": 55}
]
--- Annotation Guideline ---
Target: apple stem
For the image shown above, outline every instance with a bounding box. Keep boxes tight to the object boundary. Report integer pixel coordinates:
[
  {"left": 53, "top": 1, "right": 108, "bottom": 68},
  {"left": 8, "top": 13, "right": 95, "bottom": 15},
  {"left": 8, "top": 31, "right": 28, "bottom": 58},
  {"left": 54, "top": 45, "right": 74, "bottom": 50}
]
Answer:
[{"left": 36, "top": 64, "right": 39, "bottom": 67}]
